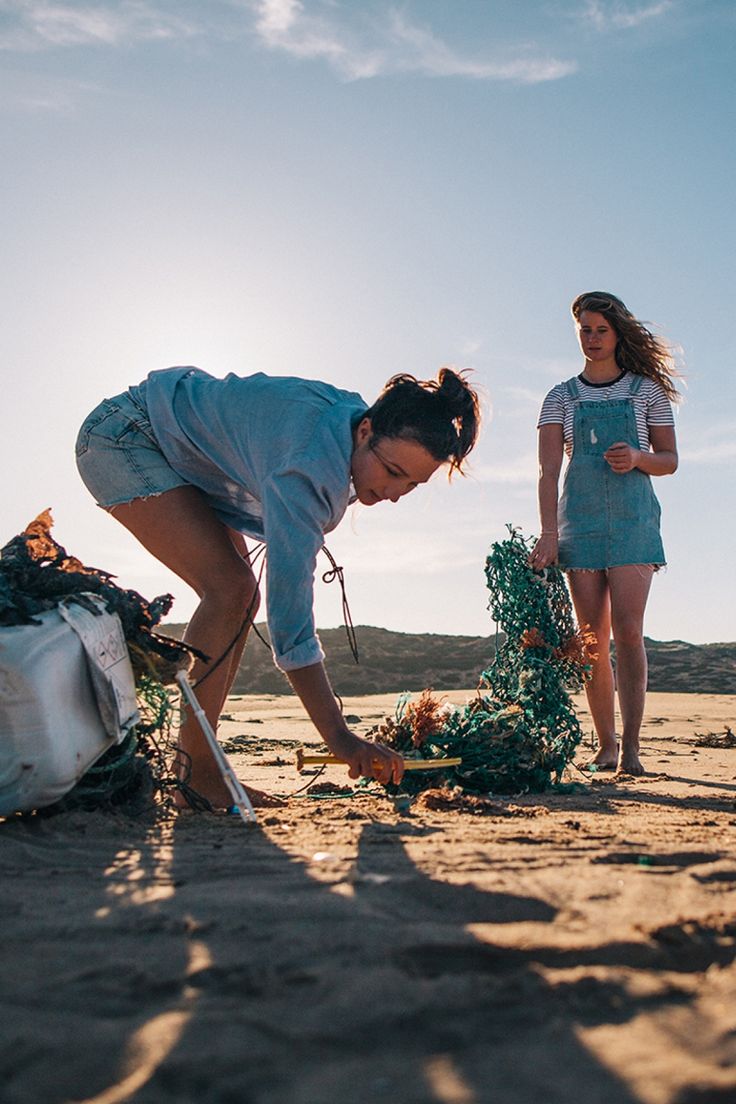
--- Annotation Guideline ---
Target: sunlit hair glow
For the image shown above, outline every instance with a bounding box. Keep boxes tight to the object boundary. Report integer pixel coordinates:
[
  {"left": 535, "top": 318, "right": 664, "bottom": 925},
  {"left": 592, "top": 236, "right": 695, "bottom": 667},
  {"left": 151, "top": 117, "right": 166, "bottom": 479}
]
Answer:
[
  {"left": 365, "top": 367, "right": 481, "bottom": 476},
  {"left": 571, "top": 291, "right": 682, "bottom": 402}
]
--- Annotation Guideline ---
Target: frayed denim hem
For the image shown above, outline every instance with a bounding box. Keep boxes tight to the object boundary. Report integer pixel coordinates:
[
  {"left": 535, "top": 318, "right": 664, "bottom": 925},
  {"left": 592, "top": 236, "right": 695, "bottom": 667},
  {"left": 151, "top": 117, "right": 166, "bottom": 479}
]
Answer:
[{"left": 563, "top": 563, "right": 666, "bottom": 575}]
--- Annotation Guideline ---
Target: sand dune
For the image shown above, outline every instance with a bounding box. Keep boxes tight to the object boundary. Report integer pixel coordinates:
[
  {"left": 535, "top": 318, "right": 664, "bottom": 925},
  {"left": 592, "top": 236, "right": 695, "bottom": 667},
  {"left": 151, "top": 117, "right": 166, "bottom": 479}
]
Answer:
[
  {"left": 1, "top": 691, "right": 735, "bottom": 1103},
  {"left": 162, "top": 623, "right": 736, "bottom": 696}
]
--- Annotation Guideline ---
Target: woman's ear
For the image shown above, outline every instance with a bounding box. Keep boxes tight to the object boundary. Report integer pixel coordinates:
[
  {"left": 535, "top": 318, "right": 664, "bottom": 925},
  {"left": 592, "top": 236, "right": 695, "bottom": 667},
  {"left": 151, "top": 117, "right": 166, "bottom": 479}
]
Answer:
[{"left": 355, "top": 416, "right": 373, "bottom": 445}]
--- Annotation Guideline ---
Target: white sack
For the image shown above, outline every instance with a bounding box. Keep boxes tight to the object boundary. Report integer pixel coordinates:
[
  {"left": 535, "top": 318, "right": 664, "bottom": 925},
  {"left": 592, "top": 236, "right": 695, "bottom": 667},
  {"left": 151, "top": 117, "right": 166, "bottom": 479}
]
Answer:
[{"left": 0, "top": 596, "right": 139, "bottom": 815}]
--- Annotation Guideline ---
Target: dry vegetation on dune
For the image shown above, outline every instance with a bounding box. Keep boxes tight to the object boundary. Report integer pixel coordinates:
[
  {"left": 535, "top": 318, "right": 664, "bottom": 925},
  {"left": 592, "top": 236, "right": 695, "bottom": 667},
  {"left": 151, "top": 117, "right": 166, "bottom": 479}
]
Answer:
[{"left": 162, "top": 623, "right": 736, "bottom": 696}]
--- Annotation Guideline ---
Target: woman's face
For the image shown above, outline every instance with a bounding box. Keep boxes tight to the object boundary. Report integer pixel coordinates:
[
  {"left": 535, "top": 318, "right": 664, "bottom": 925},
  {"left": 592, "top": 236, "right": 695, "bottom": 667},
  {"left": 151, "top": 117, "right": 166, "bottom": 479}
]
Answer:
[
  {"left": 577, "top": 310, "right": 618, "bottom": 366},
  {"left": 350, "top": 418, "right": 442, "bottom": 505}
]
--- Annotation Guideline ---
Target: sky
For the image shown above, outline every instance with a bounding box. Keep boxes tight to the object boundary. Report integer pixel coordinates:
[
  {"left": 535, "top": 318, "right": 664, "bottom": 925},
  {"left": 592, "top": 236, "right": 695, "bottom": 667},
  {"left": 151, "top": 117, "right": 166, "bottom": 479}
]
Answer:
[{"left": 1, "top": 0, "right": 734, "bottom": 647}]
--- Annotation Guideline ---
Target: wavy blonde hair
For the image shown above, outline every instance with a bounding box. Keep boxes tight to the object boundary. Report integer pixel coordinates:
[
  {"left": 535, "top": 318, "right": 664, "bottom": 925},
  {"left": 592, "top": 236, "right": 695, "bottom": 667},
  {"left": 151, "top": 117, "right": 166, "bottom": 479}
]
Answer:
[{"left": 571, "top": 291, "right": 682, "bottom": 402}]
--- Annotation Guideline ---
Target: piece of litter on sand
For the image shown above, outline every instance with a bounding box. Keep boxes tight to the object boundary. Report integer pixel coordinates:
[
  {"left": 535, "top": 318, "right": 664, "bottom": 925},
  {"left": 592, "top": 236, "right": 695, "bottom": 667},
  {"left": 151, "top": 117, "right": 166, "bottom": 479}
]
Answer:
[
  {"left": 392, "top": 795, "right": 413, "bottom": 814},
  {"left": 306, "top": 792, "right": 354, "bottom": 800},
  {"left": 350, "top": 871, "right": 392, "bottom": 886},
  {"left": 312, "top": 851, "right": 336, "bottom": 862}
]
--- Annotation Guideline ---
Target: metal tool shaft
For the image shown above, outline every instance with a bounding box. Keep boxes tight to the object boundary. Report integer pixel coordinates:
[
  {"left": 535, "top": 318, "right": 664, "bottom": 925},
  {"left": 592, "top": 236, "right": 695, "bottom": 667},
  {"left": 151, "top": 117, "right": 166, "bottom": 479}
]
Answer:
[
  {"left": 296, "top": 750, "right": 461, "bottom": 771},
  {"left": 177, "top": 672, "right": 257, "bottom": 824}
]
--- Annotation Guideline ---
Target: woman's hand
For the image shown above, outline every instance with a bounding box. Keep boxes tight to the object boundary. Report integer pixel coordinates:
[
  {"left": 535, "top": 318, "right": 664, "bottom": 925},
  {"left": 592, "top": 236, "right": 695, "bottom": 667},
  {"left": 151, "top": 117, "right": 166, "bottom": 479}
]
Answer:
[
  {"left": 329, "top": 731, "right": 405, "bottom": 785},
  {"left": 529, "top": 531, "right": 558, "bottom": 571},
  {"left": 603, "top": 441, "right": 641, "bottom": 473},
  {"left": 287, "top": 662, "right": 405, "bottom": 784}
]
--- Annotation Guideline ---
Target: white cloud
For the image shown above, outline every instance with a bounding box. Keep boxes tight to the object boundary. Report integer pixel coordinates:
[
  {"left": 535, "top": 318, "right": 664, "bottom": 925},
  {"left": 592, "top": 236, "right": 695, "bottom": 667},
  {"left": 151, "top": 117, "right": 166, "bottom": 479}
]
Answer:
[
  {"left": 0, "top": 1, "right": 578, "bottom": 85},
  {"left": 0, "top": 1, "right": 198, "bottom": 51},
  {"left": 384, "top": 10, "right": 576, "bottom": 83},
  {"left": 250, "top": 0, "right": 363, "bottom": 71},
  {"left": 582, "top": 0, "right": 674, "bottom": 32},
  {"left": 254, "top": 0, "right": 297, "bottom": 38},
  {"left": 249, "top": 0, "right": 577, "bottom": 84}
]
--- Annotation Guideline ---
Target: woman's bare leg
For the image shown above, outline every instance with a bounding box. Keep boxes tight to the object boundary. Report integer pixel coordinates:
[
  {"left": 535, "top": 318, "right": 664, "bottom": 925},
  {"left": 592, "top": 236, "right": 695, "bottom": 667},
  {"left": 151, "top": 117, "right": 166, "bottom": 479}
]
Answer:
[
  {"left": 608, "top": 565, "right": 654, "bottom": 776},
  {"left": 110, "top": 487, "right": 261, "bottom": 808},
  {"left": 568, "top": 570, "right": 618, "bottom": 767},
  {"left": 218, "top": 528, "right": 261, "bottom": 695}
]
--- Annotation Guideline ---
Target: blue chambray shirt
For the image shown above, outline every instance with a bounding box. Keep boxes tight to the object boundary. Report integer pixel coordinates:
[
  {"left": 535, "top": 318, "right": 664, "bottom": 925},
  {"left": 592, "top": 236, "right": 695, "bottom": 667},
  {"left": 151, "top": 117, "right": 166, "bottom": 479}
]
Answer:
[{"left": 140, "top": 367, "right": 367, "bottom": 672}]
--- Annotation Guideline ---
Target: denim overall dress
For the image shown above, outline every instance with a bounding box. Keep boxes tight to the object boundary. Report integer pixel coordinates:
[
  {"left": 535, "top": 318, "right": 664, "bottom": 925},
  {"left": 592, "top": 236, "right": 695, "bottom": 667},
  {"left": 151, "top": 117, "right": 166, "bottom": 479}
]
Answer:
[{"left": 557, "top": 374, "right": 665, "bottom": 570}]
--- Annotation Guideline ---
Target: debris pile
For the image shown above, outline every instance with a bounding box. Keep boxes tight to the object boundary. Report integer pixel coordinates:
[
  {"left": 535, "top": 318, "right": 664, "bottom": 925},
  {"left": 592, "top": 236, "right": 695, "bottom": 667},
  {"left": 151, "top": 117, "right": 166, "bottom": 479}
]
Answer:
[{"left": 0, "top": 511, "right": 195, "bottom": 814}]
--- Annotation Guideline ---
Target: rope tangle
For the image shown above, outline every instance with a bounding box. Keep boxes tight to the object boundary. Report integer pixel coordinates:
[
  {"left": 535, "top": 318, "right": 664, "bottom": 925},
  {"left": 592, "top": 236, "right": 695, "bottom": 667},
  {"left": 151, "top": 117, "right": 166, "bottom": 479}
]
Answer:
[{"left": 372, "top": 526, "right": 593, "bottom": 795}]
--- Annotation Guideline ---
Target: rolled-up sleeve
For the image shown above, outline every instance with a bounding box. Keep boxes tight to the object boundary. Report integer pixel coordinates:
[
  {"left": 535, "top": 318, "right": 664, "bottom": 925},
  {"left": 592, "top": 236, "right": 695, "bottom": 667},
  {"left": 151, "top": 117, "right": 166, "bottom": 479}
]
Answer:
[{"left": 260, "top": 467, "right": 333, "bottom": 671}]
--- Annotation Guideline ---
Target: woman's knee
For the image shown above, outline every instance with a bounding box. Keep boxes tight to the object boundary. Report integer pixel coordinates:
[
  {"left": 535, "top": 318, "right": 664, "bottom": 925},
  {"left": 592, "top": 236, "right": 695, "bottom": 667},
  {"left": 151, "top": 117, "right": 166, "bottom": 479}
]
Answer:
[
  {"left": 201, "top": 561, "right": 260, "bottom": 614},
  {"left": 588, "top": 643, "right": 613, "bottom": 679},
  {"left": 612, "top": 621, "right": 645, "bottom": 652}
]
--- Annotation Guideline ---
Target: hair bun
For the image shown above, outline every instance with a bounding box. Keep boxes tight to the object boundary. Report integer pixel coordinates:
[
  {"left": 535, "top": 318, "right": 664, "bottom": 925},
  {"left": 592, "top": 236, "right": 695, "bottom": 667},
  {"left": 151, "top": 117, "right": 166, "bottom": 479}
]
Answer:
[
  {"left": 436, "top": 367, "right": 477, "bottom": 418},
  {"left": 365, "top": 366, "right": 480, "bottom": 475}
]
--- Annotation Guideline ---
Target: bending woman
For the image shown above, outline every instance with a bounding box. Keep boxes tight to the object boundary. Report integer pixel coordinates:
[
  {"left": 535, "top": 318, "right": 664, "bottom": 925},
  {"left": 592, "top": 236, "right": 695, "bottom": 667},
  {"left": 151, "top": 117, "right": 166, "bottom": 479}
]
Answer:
[
  {"left": 529, "top": 292, "right": 679, "bottom": 775},
  {"left": 76, "top": 365, "right": 480, "bottom": 807}
]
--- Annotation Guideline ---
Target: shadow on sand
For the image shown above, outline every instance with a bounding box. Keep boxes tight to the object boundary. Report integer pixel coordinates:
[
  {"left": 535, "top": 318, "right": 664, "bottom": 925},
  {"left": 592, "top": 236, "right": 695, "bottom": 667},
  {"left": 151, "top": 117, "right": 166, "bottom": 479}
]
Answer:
[{"left": 1, "top": 810, "right": 733, "bottom": 1103}]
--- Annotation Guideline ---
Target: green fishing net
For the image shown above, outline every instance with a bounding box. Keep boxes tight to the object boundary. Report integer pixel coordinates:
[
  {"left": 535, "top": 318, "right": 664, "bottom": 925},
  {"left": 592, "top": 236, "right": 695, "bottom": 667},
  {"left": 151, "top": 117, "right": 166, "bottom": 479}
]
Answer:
[{"left": 374, "top": 527, "right": 591, "bottom": 795}]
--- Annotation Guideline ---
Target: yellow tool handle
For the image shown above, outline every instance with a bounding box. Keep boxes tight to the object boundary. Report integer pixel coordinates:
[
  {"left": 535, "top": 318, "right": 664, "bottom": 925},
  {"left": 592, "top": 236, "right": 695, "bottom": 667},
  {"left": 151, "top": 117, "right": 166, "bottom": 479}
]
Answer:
[{"left": 296, "top": 751, "right": 461, "bottom": 770}]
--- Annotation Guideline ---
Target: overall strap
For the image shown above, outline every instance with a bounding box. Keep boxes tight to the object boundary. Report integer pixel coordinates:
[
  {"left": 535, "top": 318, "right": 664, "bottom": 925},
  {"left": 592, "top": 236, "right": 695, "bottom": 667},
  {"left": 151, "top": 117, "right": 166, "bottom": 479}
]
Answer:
[
  {"left": 564, "top": 377, "right": 579, "bottom": 399},
  {"left": 628, "top": 373, "right": 645, "bottom": 396}
]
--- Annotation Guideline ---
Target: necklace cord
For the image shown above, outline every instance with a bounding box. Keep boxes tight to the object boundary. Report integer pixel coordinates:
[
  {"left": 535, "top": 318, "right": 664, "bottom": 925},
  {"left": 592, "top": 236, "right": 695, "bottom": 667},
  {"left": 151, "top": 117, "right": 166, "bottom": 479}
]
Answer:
[
  {"left": 193, "top": 541, "right": 360, "bottom": 686},
  {"left": 321, "top": 544, "right": 359, "bottom": 664}
]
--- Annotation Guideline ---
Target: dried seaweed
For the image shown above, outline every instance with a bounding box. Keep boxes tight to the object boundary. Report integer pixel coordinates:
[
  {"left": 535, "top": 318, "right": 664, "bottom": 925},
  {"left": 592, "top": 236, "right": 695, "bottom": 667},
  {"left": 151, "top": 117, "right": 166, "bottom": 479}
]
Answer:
[
  {"left": 693, "top": 727, "right": 736, "bottom": 749},
  {"left": 0, "top": 509, "right": 201, "bottom": 680}
]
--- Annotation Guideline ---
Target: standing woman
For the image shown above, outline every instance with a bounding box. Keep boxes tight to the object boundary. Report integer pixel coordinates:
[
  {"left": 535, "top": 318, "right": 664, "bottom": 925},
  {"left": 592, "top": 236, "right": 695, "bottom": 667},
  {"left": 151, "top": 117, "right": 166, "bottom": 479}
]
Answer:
[
  {"left": 530, "top": 292, "right": 680, "bottom": 774},
  {"left": 76, "top": 365, "right": 480, "bottom": 808}
]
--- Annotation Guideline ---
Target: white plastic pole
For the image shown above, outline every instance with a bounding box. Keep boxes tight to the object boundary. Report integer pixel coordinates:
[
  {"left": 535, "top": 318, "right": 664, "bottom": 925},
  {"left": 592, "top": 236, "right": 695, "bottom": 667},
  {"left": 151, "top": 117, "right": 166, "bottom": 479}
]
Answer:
[{"left": 176, "top": 671, "right": 257, "bottom": 825}]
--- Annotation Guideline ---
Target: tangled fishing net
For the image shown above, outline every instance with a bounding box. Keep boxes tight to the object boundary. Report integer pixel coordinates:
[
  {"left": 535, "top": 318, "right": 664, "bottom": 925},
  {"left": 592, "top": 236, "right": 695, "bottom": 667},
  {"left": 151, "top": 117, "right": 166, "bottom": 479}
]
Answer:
[
  {"left": 372, "top": 526, "right": 594, "bottom": 795},
  {"left": 0, "top": 510, "right": 197, "bottom": 814}
]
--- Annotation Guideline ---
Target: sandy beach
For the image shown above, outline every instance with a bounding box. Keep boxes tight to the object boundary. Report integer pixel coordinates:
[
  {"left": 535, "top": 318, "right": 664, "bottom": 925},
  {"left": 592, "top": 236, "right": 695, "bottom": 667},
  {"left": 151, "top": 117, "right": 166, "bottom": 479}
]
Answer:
[{"left": 1, "top": 690, "right": 735, "bottom": 1104}]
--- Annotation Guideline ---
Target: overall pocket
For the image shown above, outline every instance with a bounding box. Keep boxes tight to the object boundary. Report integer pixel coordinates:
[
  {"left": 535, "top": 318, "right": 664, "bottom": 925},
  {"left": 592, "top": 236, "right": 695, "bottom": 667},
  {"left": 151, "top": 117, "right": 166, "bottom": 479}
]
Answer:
[{"left": 577, "top": 401, "right": 636, "bottom": 457}]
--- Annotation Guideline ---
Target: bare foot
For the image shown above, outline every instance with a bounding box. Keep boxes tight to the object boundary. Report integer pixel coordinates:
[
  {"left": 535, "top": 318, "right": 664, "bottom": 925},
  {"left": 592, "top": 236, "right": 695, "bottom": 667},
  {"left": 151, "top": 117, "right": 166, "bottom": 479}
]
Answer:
[
  {"left": 172, "top": 752, "right": 285, "bottom": 811},
  {"left": 616, "top": 751, "right": 644, "bottom": 776},
  {"left": 172, "top": 756, "right": 232, "bottom": 810},
  {"left": 582, "top": 740, "right": 619, "bottom": 772},
  {"left": 174, "top": 779, "right": 285, "bottom": 811},
  {"left": 241, "top": 786, "right": 286, "bottom": 809}
]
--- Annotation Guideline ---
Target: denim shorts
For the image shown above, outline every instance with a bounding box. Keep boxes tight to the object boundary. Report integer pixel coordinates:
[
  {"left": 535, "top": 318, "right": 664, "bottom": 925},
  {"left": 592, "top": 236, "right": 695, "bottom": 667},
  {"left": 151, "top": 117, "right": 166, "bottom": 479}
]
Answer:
[{"left": 75, "top": 387, "right": 188, "bottom": 508}]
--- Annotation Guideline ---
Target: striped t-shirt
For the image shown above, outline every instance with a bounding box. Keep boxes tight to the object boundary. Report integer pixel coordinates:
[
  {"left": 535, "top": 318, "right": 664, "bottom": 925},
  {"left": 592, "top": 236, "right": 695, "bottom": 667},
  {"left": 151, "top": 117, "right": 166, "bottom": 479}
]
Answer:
[{"left": 537, "top": 372, "right": 674, "bottom": 457}]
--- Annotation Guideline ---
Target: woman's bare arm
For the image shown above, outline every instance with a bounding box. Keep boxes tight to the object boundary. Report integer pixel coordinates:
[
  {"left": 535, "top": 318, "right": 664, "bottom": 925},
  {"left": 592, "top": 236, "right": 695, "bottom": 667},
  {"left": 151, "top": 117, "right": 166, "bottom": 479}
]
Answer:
[
  {"left": 287, "top": 662, "right": 404, "bottom": 784},
  {"left": 604, "top": 425, "right": 678, "bottom": 475},
  {"left": 529, "top": 423, "right": 564, "bottom": 570}
]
